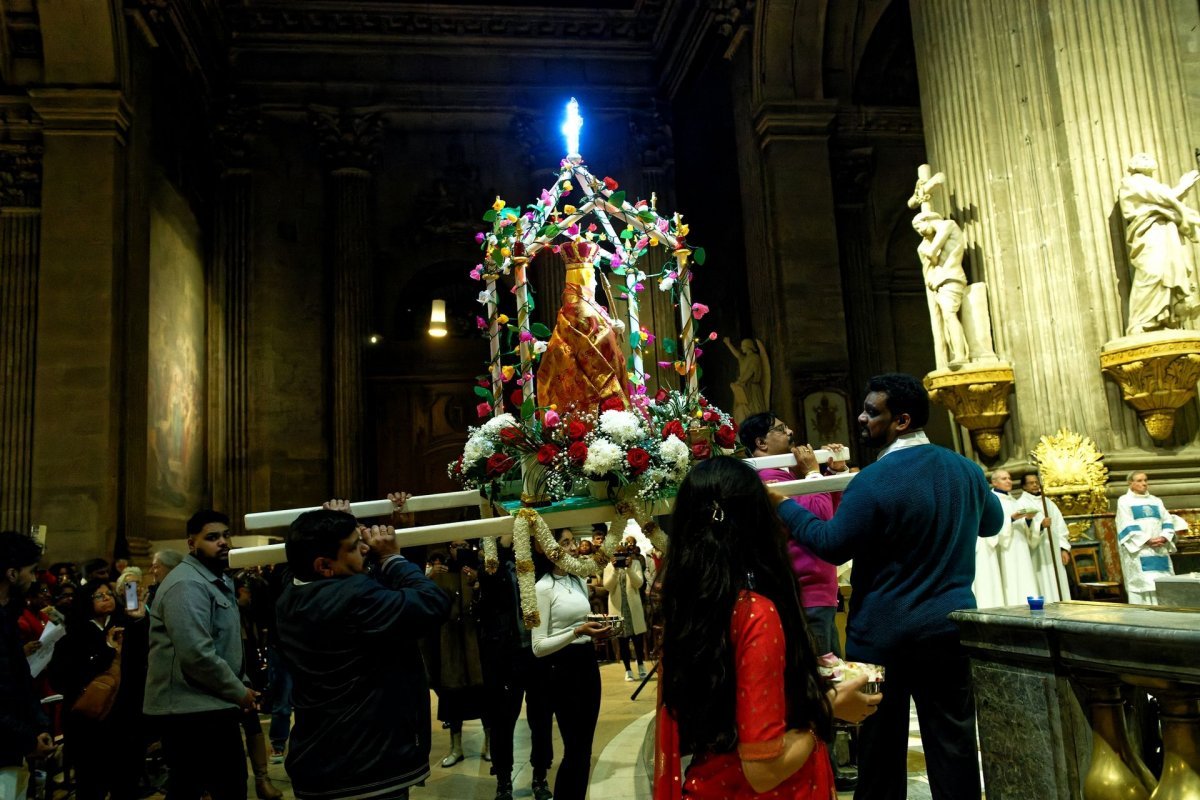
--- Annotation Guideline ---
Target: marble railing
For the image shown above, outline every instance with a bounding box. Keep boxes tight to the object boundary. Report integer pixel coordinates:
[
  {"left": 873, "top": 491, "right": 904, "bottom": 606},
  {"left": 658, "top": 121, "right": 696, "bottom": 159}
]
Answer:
[{"left": 951, "top": 602, "right": 1200, "bottom": 800}]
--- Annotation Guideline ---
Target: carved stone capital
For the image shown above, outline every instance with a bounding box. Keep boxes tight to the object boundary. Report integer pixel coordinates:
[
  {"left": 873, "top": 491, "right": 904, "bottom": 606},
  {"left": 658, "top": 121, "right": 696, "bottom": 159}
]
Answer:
[
  {"left": 309, "top": 106, "right": 384, "bottom": 172},
  {"left": 0, "top": 141, "right": 42, "bottom": 208},
  {"left": 924, "top": 363, "right": 1015, "bottom": 459},
  {"left": 753, "top": 100, "right": 837, "bottom": 150},
  {"left": 1100, "top": 331, "right": 1200, "bottom": 443},
  {"left": 212, "top": 100, "right": 262, "bottom": 172}
]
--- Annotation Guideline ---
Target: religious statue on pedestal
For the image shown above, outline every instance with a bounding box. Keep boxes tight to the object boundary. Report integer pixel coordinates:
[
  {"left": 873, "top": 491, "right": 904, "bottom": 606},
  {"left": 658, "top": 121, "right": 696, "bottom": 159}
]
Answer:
[
  {"left": 723, "top": 336, "right": 769, "bottom": 423},
  {"left": 913, "top": 211, "right": 969, "bottom": 367},
  {"left": 1117, "top": 152, "right": 1200, "bottom": 335},
  {"left": 536, "top": 239, "right": 630, "bottom": 412}
]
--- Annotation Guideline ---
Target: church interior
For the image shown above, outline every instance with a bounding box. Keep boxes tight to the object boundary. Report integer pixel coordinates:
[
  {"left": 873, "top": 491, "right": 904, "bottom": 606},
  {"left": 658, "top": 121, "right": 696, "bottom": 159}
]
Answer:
[{"left": 3, "top": 0, "right": 1200, "bottom": 798}]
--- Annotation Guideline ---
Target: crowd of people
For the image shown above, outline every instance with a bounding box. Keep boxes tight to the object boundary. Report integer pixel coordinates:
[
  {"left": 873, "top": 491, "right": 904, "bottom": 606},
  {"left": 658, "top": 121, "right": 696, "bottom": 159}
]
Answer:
[{"left": 0, "top": 372, "right": 1186, "bottom": 800}]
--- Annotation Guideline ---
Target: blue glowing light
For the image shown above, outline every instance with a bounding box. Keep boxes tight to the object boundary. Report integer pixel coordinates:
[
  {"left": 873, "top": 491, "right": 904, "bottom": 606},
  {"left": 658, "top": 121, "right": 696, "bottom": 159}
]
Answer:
[{"left": 562, "top": 97, "right": 583, "bottom": 157}]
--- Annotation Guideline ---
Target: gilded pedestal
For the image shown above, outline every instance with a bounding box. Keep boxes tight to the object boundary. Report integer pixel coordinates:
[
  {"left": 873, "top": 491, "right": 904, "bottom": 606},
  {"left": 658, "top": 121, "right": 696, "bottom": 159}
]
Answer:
[
  {"left": 1100, "top": 332, "right": 1200, "bottom": 443},
  {"left": 924, "top": 363, "right": 1015, "bottom": 458}
]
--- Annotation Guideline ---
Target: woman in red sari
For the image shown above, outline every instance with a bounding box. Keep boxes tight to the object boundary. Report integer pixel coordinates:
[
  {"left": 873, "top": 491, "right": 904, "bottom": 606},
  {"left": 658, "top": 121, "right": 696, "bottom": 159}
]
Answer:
[{"left": 658, "top": 457, "right": 859, "bottom": 799}]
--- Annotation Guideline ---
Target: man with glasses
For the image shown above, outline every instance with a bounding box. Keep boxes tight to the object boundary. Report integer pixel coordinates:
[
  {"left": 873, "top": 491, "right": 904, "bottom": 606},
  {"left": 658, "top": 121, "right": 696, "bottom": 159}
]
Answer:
[{"left": 144, "top": 511, "right": 255, "bottom": 800}]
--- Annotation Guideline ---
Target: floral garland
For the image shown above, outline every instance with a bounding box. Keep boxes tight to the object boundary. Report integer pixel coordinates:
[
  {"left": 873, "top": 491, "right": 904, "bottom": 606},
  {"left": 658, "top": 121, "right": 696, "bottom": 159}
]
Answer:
[{"left": 512, "top": 509, "right": 540, "bottom": 629}]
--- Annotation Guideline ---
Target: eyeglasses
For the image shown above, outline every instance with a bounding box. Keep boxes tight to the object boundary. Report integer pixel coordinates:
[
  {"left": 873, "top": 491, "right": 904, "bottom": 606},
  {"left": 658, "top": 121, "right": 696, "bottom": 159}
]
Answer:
[
  {"left": 768, "top": 422, "right": 788, "bottom": 434},
  {"left": 91, "top": 592, "right": 114, "bottom": 600}
]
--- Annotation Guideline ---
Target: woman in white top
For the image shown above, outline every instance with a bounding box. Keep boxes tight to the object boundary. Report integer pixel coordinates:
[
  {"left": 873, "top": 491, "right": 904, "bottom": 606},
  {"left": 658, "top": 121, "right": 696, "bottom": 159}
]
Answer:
[{"left": 532, "top": 528, "right": 611, "bottom": 800}]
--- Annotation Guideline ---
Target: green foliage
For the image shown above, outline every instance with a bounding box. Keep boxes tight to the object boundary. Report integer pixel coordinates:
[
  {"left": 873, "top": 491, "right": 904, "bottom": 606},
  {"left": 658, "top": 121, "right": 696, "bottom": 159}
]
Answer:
[
  {"left": 473, "top": 385, "right": 494, "bottom": 400},
  {"left": 663, "top": 338, "right": 677, "bottom": 355},
  {"left": 520, "top": 396, "right": 535, "bottom": 420},
  {"left": 608, "top": 190, "right": 626, "bottom": 207},
  {"left": 693, "top": 247, "right": 707, "bottom": 266},
  {"left": 531, "top": 322, "right": 552, "bottom": 338},
  {"left": 483, "top": 209, "right": 497, "bottom": 223}
]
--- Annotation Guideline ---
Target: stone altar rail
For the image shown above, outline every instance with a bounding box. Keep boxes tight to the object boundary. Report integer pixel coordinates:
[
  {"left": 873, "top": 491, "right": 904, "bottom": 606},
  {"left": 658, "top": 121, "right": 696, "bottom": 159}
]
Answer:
[{"left": 951, "top": 602, "right": 1200, "bottom": 800}]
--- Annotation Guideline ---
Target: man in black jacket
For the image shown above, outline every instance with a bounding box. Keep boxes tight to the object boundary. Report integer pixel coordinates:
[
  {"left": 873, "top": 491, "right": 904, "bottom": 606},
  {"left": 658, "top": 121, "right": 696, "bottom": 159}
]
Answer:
[
  {"left": 0, "top": 531, "right": 54, "bottom": 799},
  {"left": 276, "top": 500, "right": 451, "bottom": 800}
]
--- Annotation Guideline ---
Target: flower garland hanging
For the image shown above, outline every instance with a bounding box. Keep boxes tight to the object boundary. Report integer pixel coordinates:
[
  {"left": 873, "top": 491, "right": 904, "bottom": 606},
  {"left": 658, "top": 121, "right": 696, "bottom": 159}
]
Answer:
[{"left": 512, "top": 509, "right": 540, "bottom": 628}]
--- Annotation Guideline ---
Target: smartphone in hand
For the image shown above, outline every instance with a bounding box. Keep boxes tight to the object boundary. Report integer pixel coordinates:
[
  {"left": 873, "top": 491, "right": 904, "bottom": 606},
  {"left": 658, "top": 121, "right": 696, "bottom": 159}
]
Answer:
[{"left": 124, "top": 581, "right": 138, "bottom": 611}]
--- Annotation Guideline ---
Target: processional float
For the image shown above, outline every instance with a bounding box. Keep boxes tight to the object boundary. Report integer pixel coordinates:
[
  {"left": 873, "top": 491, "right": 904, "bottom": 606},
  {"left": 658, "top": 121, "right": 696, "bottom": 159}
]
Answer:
[{"left": 230, "top": 100, "right": 854, "bottom": 626}]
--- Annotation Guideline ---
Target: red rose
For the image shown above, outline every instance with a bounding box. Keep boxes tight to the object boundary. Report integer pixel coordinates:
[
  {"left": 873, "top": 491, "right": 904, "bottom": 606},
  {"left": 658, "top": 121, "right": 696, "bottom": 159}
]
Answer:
[
  {"left": 626, "top": 447, "right": 651, "bottom": 474},
  {"left": 702, "top": 409, "right": 719, "bottom": 422},
  {"left": 452, "top": 456, "right": 464, "bottom": 475},
  {"left": 715, "top": 424, "right": 737, "bottom": 448},
  {"left": 500, "top": 427, "right": 522, "bottom": 445},
  {"left": 698, "top": 396, "right": 709, "bottom": 407},
  {"left": 536, "top": 444, "right": 560, "bottom": 465},
  {"left": 600, "top": 396, "right": 625, "bottom": 413},
  {"left": 661, "top": 420, "right": 685, "bottom": 441},
  {"left": 691, "top": 440, "right": 712, "bottom": 460},
  {"left": 654, "top": 388, "right": 669, "bottom": 403},
  {"left": 603, "top": 176, "right": 619, "bottom": 191},
  {"left": 568, "top": 441, "right": 589, "bottom": 463},
  {"left": 567, "top": 420, "right": 588, "bottom": 440},
  {"left": 486, "top": 453, "right": 516, "bottom": 477},
  {"left": 509, "top": 389, "right": 525, "bottom": 408}
]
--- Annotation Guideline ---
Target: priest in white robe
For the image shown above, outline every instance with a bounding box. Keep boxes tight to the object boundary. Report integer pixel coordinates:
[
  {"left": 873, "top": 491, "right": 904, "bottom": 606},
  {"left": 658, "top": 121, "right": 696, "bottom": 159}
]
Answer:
[
  {"left": 1114, "top": 471, "right": 1178, "bottom": 604},
  {"left": 1020, "top": 474, "right": 1072, "bottom": 602},
  {"left": 987, "top": 469, "right": 1041, "bottom": 605}
]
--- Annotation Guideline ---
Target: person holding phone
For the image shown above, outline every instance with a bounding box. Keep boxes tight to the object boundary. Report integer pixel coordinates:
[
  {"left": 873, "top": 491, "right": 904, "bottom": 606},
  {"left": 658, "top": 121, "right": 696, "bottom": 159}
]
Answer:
[{"left": 49, "top": 580, "right": 147, "bottom": 800}]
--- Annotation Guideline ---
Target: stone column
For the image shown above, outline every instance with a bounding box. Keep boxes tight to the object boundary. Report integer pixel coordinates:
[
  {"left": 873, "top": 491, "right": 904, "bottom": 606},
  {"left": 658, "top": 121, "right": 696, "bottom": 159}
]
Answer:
[
  {"left": 831, "top": 147, "right": 878, "bottom": 400},
  {"left": 311, "top": 108, "right": 382, "bottom": 498},
  {"left": 745, "top": 99, "right": 851, "bottom": 423},
  {"left": 910, "top": 0, "right": 1200, "bottom": 474},
  {"left": 209, "top": 107, "right": 259, "bottom": 523},
  {"left": 28, "top": 88, "right": 131, "bottom": 557},
  {"left": 0, "top": 125, "right": 42, "bottom": 531}
]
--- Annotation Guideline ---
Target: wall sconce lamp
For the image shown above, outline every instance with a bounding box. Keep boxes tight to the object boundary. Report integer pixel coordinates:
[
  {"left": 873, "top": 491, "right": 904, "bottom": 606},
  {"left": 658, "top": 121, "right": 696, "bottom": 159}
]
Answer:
[{"left": 428, "top": 299, "right": 448, "bottom": 338}]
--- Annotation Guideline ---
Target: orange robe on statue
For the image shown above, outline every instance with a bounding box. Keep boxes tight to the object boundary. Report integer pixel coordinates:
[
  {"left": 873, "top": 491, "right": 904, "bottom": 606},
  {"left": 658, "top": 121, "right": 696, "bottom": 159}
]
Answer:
[{"left": 537, "top": 240, "right": 630, "bottom": 413}]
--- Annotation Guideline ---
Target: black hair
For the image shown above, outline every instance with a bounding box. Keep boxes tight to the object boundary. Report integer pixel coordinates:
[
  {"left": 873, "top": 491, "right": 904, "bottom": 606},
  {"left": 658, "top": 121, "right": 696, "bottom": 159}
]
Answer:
[
  {"left": 865, "top": 373, "right": 929, "bottom": 429},
  {"left": 737, "top": 411, "right": 779, "bottom": 453},
  {"left": 0, "top": 530, "right": 42, "bottom": 576},
  {"left": 187, "top": 510, "right": 231, "bottom": 537},
  {"left": 82, "top": 557, "right": 109, "bottom": 577},
  {"left": 67, "top": 579, "right": 113, "bottom": 632},
  {"left": 533, "top": 528, "right": 571, "bottom": 579},
  {"left": 286, "top": 509, "right": 359, "bottom": 581},
  {"left": 661, "top": 457, "right": 833, "bottom": 755}
]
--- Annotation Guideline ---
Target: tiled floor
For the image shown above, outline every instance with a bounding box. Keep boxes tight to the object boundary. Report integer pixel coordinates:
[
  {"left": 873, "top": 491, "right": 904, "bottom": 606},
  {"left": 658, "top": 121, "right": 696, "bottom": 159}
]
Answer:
[{"left": 130, "top": 661, "right": 946, "bottom": 800}]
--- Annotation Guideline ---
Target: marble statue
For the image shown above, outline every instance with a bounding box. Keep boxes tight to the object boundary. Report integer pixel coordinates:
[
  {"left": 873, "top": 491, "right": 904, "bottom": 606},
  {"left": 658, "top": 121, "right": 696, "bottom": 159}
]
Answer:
[
  {"left": 1118, "top": 152, "right": 1200, "bottom": 335},
  {"left": 723, "top": 337, "right": 769, "bottom": 423},
  {"left": 913, "top": 211, "right": 969, "bottom": 367}
]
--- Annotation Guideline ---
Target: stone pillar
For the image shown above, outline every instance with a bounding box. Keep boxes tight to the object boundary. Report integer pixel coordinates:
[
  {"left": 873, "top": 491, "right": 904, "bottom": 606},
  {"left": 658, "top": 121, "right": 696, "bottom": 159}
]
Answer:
[
  {"left": 736, "top": 94, "right": 851, "bottom": 421},
  {"left": 209, "top": 107, "right": 258, "bottom": 523},
  {"left": 28, "top": 89, "right": 131, "bottom": 558},
  {"left": 832, "top": 147, "right": 878, "bottom": 401},
  {"left": 311, "top": 108, "right": 382, "bottom": 498},
  {"left": 0, "top": 129, "right": 42, "bottom": 531},
  {"left": 910, "top": 0, "right": 1200, "bottom": 471}
]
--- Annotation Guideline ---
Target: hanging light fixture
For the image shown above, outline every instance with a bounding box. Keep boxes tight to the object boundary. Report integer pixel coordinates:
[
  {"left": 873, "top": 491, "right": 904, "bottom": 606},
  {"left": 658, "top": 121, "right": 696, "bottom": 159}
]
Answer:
[{"left": 428, "top": 299, "right": 448, "bottom": 338}]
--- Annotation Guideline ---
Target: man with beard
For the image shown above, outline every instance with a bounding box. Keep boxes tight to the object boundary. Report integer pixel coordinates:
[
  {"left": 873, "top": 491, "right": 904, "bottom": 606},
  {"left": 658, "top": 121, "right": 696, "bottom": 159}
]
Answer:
[
  {"left": 145, "top": 511, "right": 255, "bottom": 800},
  {"left": 775, "top": 373, "right": 1003, "bottom": 800}
]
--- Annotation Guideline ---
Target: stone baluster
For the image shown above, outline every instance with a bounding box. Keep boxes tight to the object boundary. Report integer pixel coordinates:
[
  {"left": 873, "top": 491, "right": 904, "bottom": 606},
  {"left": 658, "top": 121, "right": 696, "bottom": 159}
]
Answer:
[
  {"left": 1075, "top": 674, "right": 1157, "bottom": 800},
  {"left": 311, "top": 107, "right": 383, "bottom": 498},
  {"left": 1121, "top": 676, "right": 1200, "bottom": 799},
  {"left": 0, "top": 129, "right": 42, "bottom": 531}
]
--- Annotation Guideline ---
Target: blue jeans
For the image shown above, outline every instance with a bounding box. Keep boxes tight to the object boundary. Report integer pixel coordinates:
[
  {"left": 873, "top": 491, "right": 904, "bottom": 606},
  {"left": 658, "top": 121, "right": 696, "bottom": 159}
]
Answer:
[{"left": 267, "top": 646, "right": 292, "bottom": 749}]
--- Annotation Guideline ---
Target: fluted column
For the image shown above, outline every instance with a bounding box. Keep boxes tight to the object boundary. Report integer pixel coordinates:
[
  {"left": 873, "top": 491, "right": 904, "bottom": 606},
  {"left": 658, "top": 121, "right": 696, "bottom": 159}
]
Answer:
[
  {"left": 311, "top": 108, "right": 382, "bottom": 498},
  {"left": 209, "top": 107, "right": 258, "bottom": 522},
  {"left": 29, "top": 89, "right": 131, "bottom": 558},
  {"left": 0, "top": 133, "right": 42, "bottom": 531},
  {"left": 832, "top": 147, "right": 878, "bottom": 402},
  {"left": 911, "top": 0, "right": 1200, "bottom": 467}
]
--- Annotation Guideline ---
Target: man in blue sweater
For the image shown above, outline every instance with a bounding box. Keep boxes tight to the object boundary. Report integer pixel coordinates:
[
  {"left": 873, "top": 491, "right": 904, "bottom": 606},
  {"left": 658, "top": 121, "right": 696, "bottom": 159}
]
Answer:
[{"left": 776, "top": 373, "right": 1002, "bottom": 800}]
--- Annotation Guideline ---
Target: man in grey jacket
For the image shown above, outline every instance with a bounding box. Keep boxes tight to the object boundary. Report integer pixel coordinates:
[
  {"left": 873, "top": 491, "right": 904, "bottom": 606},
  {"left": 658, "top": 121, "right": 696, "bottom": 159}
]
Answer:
[{"left": 145, "top": 510, "right": 255, "bottom": 800}]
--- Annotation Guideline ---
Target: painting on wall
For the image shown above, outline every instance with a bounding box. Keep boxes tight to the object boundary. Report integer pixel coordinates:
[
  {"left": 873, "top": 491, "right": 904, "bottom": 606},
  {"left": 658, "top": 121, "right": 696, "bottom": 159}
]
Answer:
[
  {"left": 147, "top": 178, "right": 205, "bottom": 521},
  {"left": 802, "top": 390, "right": 852, "bottom": 449}
]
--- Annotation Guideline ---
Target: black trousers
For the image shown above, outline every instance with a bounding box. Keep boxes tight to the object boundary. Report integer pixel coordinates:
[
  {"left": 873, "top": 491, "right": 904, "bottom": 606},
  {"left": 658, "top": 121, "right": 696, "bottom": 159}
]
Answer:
[
  {"left": 484, "top": 648, "right": 554, "bottom": 782},
  {"left": 853, "top": 636, "right": 980, "bottom": 800},
  {"left": 618, "top": 634, "right": 645, "bottom": 671},
  {"left": 540, "top": 644, "right": 600, "bottom": 800},
  {"left": 159, "top": 709, "right": 247, "bottom": 800}
]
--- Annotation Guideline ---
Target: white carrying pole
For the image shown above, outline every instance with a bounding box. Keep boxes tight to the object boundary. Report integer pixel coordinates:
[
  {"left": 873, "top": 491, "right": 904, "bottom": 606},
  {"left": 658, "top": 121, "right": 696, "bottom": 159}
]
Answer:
[
  {"left": 243, "top": 490, "right": 481, "bottom": 531},
  {"left": 228, "top": 472, "right": 854, "bottom": 568}
]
